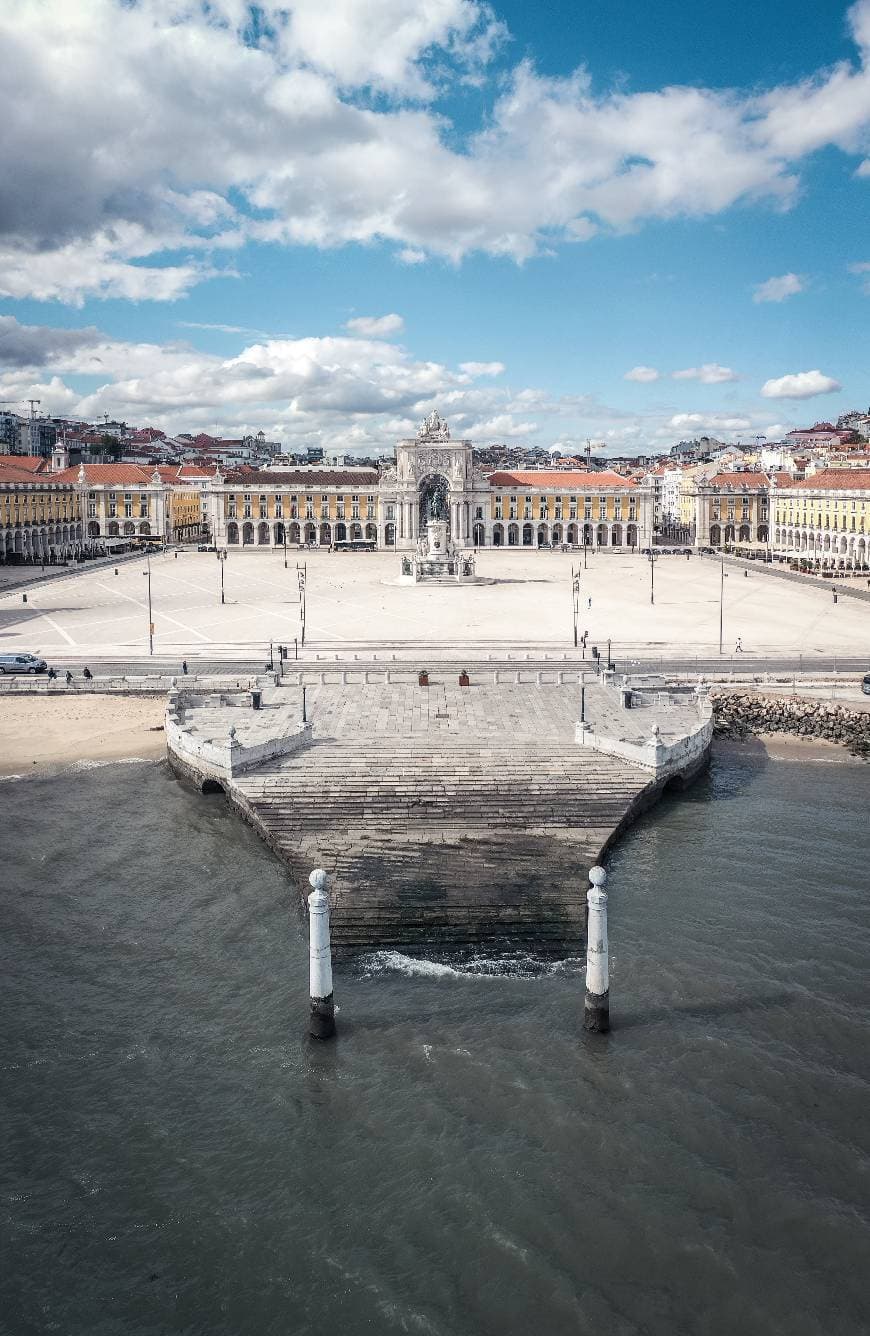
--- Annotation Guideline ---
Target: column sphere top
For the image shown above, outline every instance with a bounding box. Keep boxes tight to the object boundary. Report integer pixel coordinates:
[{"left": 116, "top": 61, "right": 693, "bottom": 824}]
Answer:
[
  {"left": 589, "top": 865, "right": 607, "bottom": 888},
  {"left": 309, "top": 868, "right": 328, "bottom": 892}
]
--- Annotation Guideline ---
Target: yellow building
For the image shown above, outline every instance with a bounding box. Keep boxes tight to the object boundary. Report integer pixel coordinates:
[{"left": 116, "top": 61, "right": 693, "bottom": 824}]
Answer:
[
  {"left": 485, "top": 471, "right": 648, "bottom": 547},
  {"left": 691, "top": 472, "right": 772, "bottom": 548},
  {"left": 214, "top": 468, "right": 384, "bottom": 547},
  {"left": 0, "top": 457, "right": 81, "bottom": 563},
  {"left": 53, "top": 463, "right": 208, "bottom": 544},
  {"left": 772, "top": 469, "right": 870, "bottom": 569}
]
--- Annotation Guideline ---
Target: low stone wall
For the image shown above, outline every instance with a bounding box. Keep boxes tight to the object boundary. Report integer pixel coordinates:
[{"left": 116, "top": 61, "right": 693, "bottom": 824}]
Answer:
[
  {"left": 165, "top": 692, "right": 312, "bottom": 787},
  {"left": 712, "top": 691, "right": 870, "bottom": 758}
]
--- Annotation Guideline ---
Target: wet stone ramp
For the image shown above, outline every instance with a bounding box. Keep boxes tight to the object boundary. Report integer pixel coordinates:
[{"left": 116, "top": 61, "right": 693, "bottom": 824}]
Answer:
[{"left": 230, "top": 685, "right": 652, "bottom": 953}]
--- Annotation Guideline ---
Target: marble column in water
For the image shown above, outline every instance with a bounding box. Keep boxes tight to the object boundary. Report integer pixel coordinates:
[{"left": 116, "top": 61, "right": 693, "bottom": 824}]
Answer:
[
  {"left": 584, "top": 865, "right": 609, "bottom": 1033},
  {"left": 308, "top": 869, "right": 335, "bottom": 1039}
]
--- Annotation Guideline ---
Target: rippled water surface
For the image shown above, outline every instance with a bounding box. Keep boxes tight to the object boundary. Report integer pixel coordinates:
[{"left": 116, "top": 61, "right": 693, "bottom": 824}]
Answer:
[{"left": 2, "top": 749, "right": 869, "bottom": 1336}]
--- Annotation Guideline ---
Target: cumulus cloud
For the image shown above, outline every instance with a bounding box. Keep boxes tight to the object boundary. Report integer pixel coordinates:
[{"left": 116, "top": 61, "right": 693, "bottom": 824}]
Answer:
[
  {"left": 672, "top": 363, "right": 739, "bottom": 383},
  {"left": 855, "top": 158, "right": 870, "bottom": 176},
  {"left": 752, "top": 272, "right": 805, "bottom": 303},
  {"left": 624, "top": 366, "right": 660, "bottom": 382},
  {"left": 344, "top": 313, "right": 405, "bottom": 336},
  {"left": 0, "top": 312, "right": 821, "bottom": 458},
  {"left": 0, "top": 316, "right": 103, "bottom": 367},
  {"left": 760, "top": 369, "right": 842, "bottom": 399},
  {"left": 0, "top": 1, "right": 870, "bottom": 300}
]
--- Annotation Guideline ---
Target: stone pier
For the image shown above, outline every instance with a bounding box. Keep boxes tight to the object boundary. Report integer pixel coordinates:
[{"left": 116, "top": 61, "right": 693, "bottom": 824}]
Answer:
[{"left": 167, "top": 669, "right": 712, "bottom": 954}]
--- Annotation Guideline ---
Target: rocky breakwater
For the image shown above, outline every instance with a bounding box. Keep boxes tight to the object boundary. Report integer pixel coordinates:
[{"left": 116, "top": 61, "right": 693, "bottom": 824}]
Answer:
[{"left": 712, "top": 692, "right": 870, "bottom": 759}]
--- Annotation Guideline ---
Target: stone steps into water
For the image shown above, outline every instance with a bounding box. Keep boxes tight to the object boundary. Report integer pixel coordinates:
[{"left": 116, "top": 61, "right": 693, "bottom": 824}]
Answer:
[{"left": 231, "top": 733, "right": 651, "bottom": 952}]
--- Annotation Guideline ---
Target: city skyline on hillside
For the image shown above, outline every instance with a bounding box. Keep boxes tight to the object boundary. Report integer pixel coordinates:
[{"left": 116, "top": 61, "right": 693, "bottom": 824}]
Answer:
[{"left": 1, "top": 0, "right": 869, "bottom": 455}]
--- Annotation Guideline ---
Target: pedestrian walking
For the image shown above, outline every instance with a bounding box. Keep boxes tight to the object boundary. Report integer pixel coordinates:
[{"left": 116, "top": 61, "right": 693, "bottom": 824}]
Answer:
[
  {"left": 65, "top": 670, "right": 72, "bottom": 686},
  {"left": 182, "top": 660, "right": 188, "bottom": 675},
  {"left": 587, "top": 596, "right": 592, "bottom": 610},
  {"left": 734, "top": 637, "right": 743, "bottom": 653},
  {"left": 47, "top": 667, "right": 56, "bottom": 681},
  {"left": 83, "top": 666, "right": 92, "bottom": 679}
]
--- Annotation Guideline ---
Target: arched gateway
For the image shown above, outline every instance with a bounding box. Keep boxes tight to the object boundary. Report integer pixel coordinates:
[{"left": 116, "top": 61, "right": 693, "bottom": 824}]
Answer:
[{"left": 391, "top": 409, "right": 490, "bottom": 550}]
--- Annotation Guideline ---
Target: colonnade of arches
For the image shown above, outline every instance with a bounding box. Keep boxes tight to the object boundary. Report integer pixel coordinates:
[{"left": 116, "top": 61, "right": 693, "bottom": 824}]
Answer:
[
  {"left": 771, "top": 525, "right": 869, "bottom": 568},
  {"left": 0, "top": 521, "right": 87, "bottom": 563},
  {"left": 486, "top": 521, "right": 639, "bottom": 549},
  {"left": 225, "top": 520, "right": 388, "bottom": 547},
  {"left": 88, "top": 520, "right": 152, "bottom": 538},
  {"left": 708, "top": 523, "right": 769, "bottom": 546}
]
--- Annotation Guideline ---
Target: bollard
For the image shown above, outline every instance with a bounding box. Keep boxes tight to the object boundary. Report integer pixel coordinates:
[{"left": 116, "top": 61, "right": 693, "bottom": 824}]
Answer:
[
  {"left": 584, "top": 866, "right": 609, "bottom": 1033},
  {"left": 308, "top": 869, "right": 335, "bottom": 1039},
  {"left": 22, "top": 593, "right": 27, "bottom": 603}
]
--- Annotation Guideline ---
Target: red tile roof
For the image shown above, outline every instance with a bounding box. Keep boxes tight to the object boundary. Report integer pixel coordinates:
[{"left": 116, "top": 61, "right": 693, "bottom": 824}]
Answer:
[
  {"left": 53, "top": 463, "right": 158, "bottom": 484},
  {"left": 486, "top": 470, "right": 636, "bottom": 488},
  {"left": 781, "top": 468, "right": 870, "bottom": 490},
  {"left": 224, "top": 468, "right": 379, "bottom": 486},
  {"left": 0, "top": 454, "right": 46, "bottom": 472},
  {"left": 704, "top": 471, "right": 770, "bottom": 488},
  {"left": 0, "top": 462, "right": 71, "bottom": 485}
]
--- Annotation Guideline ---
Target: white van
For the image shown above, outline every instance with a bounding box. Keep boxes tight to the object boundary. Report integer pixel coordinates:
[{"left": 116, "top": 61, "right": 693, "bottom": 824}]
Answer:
[{"left": 0, "top": 652, "right": 48, "bottom": 674}]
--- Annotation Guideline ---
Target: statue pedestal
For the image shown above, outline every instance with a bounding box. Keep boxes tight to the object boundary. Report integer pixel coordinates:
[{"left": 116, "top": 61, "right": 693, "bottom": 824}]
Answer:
[{"left": 426, "top": 520, "right": 448, "bottom": 558}]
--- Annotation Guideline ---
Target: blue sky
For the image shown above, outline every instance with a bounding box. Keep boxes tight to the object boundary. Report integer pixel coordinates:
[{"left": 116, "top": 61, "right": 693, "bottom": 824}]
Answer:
[{"left": 1, "top": 0, "right": 868, "bottom": 455}]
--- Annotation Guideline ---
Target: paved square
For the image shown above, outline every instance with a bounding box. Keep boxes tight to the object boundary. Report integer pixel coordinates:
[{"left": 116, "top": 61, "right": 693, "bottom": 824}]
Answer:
[{"left": 0, "top": 547, "right": 868, "bottom": 658}]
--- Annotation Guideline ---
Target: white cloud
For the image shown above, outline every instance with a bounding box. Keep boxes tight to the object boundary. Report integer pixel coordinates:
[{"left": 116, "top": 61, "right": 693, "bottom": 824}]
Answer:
[
  {"left": 855, "top": 158, "right": 870, "bottom": 176},
  {"left": 277, "top": 0, "right": 508, "bottom": 97},
  {"left": 672, "top": 363, "right": 739, "bottom": 383},
  {"left": 345, "top": 313, "right": 405, "bottom": 337},
  {"left": 459, "top": 361, "right": 505, "bottom": 377},
  {"left": 752, "top": 272, "right": 805, "bottom": 303},
  {"left": 668, "top": 413, "right": 752, "bottom": 431},
  {"left": 344, "top": 311, "right": 406, "bottom": 336},
  {"left": 467, "top": 413, "right": 538, "bottom": 437},
  {"left": 0, "top": 312, "right": 824, "bottom": 458},
  {"left": 0, "top": 1, "right": 869, "bottom": 300},
  {"left": 178, "top": 321, "right": 272, "bottom": 337},
  {"left": 624, "top": 366, "right": 660, "bottom": 382},
  {"left": 0, "top": 229, "right": 228, "bottom": 306},
  {"left": 760, "top": 369, "right": 842, "bottom": 399}
]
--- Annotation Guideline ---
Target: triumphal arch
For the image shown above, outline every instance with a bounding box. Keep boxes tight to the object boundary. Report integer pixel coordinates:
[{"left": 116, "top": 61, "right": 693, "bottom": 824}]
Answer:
[{"left": 384, "top": 410, "right": 492, "bottom": 550}]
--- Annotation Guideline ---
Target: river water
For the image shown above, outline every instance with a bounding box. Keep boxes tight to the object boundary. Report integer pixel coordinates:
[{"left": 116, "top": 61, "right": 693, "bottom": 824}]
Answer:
[{"left": 2, "top": 747, "right": 869, "bottom": 1336}]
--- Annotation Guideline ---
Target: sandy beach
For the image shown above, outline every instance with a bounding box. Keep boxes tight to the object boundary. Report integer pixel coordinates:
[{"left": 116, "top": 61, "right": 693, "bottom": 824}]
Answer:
[
  {"left": 713, "top": 733, "right": 866, "bottom": 764},
  {"left": 0, "top": 695, "right": 166, "bottom": 776}
]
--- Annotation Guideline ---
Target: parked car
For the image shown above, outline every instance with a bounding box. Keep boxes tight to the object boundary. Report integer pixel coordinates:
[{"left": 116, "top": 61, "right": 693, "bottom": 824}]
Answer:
[
  {"left": 862, "top": 674, "right": 870, "bottom": 696},
  {"left": 0, "top": 652, "right": 48, "bottom": 674}
]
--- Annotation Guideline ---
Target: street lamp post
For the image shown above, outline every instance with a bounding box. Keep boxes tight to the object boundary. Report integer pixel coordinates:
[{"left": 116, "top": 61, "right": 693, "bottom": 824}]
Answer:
[
  {"left": 219, "top": 549, "right": 226, "bottom": 604},
  {"left": 283, "top": 526, "right": 288, "bottom": 570},
  {"left": 648, "top": 549, "right": 659, "bottom": 605},
  {"left": 571, "top": 570, "right": 580, "bottom": 647},
  {"left": 145, "top": 553, "right": 153, "bottom": 655},
  {"left": 718, "top": 558, "right": 725, "bottom": 654}
]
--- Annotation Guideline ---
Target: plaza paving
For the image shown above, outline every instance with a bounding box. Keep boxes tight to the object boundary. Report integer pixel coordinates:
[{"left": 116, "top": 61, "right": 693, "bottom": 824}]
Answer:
[{"left": 0, "top": 547, "right": 869, "bottom": 660}]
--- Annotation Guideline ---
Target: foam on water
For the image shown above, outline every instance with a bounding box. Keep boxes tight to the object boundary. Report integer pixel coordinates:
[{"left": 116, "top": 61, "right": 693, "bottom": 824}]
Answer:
[{"left": 357, "top": 949, "right": 586, "bottom": 979}]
